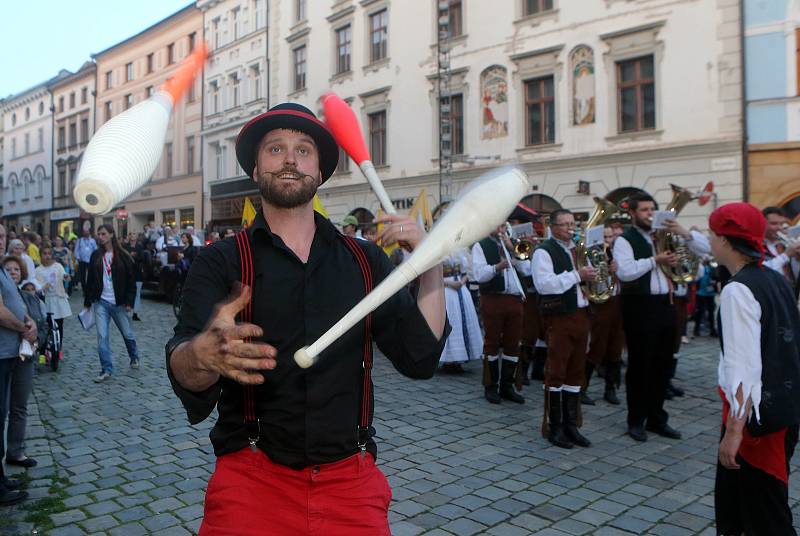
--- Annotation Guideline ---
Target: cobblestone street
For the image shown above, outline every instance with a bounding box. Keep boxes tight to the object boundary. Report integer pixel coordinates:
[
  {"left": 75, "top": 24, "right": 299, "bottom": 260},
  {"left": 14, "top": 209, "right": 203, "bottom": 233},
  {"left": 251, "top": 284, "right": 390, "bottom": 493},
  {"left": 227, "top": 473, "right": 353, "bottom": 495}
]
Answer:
[{"left": 2, "top": 293, "right": 799, "bottom": 535}]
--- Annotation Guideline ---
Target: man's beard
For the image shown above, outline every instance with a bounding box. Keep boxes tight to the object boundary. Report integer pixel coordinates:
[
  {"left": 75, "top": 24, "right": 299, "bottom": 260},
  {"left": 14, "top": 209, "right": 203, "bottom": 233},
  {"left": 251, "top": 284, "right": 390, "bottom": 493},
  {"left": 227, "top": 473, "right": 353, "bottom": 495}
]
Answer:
[
  {"left": 257, "top": 166, "right": 318, "bottom": 209},
  {"left": 635, "top": 215, "right": 652, "bottom": 231}
]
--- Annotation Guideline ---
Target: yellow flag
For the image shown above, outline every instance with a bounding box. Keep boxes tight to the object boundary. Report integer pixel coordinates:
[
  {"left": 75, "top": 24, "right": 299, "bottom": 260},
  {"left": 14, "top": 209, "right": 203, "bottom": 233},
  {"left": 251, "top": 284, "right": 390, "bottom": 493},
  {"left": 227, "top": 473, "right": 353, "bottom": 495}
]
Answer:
[
  {"left": 408, "top": 188, "right": 433, "bottom": 231},
  {"left": 242, "top": 196, "right": 257, "bottom": 228},
  {"left": 375, "top": 208, "right": 399, "bottom": 255},
  {"left": 313, "top": 194, "right": 328, "bottom": 218}
]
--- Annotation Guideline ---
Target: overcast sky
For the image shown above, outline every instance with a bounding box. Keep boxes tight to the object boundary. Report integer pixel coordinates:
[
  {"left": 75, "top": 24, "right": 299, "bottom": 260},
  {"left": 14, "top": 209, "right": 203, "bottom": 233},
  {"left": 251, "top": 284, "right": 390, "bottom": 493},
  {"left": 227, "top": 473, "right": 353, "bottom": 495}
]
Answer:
[{"left": 2, "top": 0, "right": 193, "bottom": 97}]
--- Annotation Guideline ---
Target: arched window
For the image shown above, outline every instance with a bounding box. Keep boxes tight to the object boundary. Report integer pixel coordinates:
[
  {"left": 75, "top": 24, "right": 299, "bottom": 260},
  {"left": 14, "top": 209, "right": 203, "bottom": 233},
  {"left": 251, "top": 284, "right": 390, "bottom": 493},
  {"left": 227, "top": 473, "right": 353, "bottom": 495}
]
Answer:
[
  {"left": 25, "top": 107, "right": 30, "bottom": 120},
  {"left": 11, "top": 113, "right": 16, "bottom": 126},
  {"left": 780, "top": 193, "right": 800, "bottom": 224},
  {"left": 33, "top": 165, "right": 46, "bottom": 197},
  {"left": 21, "top": 169, "right": 31, "bottom": 199},
  {"left": 8, "top": 173, "right": 18, "bottom": 202},
  {"left": 39, "top": 102, "right": 44, "bottom": 115}
]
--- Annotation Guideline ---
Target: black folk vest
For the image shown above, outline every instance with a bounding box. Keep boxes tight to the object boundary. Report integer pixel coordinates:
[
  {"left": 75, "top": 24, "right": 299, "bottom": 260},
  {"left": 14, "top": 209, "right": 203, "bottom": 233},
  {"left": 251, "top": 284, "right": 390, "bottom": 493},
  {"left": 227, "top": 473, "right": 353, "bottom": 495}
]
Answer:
[
  {"left": 719, "top": 263, "right": 800, "bottom": 436},
  {"left": 478, "top": 237, "right": 506, "bottom": 294},
  {"left": 621, "top": 226, "right": 653, "bottom": 296},
  {"left": 535, "top": 239, "right": 578, "bottom": 315}
]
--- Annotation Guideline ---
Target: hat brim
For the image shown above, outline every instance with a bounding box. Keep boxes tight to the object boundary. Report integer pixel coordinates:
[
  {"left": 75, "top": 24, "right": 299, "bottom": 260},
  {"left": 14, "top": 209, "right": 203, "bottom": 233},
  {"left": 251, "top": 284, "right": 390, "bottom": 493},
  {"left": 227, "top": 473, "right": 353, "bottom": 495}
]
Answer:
[{"left": 235, "top": 109, "right": 339, "bottom": 183}]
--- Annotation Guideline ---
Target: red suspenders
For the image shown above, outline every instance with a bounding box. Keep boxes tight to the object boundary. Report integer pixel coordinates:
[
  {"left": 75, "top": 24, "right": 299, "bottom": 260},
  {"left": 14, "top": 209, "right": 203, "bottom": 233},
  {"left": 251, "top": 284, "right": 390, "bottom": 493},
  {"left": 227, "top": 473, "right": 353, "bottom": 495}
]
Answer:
[
  {"left": 234, "top": 231, "right": 375, "bottom": 454},
  {"left": 339, "top": 235, "right": 375, "bottom": 453},
  {"left": 234, "top": 231, "right": 260, "bottom": 450}
]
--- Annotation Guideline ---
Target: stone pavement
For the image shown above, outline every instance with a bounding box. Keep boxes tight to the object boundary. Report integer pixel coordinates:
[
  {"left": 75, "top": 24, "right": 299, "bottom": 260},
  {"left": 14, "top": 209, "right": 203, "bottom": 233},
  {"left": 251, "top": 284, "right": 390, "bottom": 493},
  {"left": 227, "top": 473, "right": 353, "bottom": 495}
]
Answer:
[{"left": 2, "top": 293, "right": 799, "bottom": 535}]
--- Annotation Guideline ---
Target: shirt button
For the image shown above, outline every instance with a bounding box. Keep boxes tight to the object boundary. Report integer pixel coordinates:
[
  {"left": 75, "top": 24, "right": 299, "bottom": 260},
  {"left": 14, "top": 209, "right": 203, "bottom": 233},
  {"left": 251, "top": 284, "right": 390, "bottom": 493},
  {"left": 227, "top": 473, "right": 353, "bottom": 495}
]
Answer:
[{"left": 312, "top": 466, "right": 320, "bottom": 474}]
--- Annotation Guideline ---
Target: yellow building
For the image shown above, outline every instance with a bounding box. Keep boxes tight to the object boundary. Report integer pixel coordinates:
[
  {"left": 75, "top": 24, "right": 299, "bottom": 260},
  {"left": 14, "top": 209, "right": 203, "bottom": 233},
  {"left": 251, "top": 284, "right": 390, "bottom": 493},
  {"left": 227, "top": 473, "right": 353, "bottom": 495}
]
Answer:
[{"left": 93, "top": 4, "right": 203, "bottom": 235}]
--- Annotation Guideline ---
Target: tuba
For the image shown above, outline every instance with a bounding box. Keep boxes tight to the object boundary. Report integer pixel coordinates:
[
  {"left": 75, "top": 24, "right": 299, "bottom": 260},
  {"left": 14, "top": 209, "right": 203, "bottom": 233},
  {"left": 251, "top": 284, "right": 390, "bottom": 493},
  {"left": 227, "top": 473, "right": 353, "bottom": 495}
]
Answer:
[
  {"left": 655, "top": 184, "right": 701, "bottom": 284},
  {"left": 575, "top": 197, "right": 619, "bottom": 303}
]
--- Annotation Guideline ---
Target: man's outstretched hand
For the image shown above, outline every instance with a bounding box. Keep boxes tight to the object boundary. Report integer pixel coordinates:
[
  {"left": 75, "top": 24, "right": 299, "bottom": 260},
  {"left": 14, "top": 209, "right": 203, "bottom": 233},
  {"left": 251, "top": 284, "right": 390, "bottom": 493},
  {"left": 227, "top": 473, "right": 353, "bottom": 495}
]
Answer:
[{"left": 186, "top": 285, "right": 277, "bottom": 386}]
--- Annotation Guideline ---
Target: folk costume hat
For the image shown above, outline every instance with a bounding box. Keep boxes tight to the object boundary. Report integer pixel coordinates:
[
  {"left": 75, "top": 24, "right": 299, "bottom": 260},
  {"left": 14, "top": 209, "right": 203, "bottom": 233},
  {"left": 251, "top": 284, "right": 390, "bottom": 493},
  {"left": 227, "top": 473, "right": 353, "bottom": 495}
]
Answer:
[
  {"left": 508, "top": 203, "right": 539, "bottom": 224},
  {"left": 709, "top": 202, "right": 767, "bottom": 262},
  {"left": 235, "top": 103, "right": 339, "bottom": 182}
]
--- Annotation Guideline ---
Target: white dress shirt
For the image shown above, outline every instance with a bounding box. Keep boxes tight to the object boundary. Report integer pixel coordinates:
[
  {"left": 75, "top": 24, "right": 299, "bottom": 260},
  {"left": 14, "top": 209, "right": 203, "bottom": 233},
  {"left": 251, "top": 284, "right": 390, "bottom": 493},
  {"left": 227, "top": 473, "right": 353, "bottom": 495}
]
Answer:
[
  {"left": 471, "top": 241, "right": 524, "bottom": 297},
  {"left": 764, "top": 240, "right": 799, "bottom": 282},
  {"left": 718, "top": 281, "right": 762, "bottom": 422},
  {"left": 532, "top": 239, "right": 588, "bottom": 308},
  {"left": 686, "top": 230, "right": 711, "bottom": 256},
  {"left": 613, "top": 227, "right": 670, "bottom": 295}
]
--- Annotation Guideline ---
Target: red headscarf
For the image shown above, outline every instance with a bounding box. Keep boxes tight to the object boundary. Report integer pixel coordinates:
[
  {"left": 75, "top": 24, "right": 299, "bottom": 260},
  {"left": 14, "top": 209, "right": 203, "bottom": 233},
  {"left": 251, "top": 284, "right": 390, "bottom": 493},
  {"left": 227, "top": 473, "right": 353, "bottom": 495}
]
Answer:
[{"left": 708, "top": 202, "right": 766, "bottom": 263}]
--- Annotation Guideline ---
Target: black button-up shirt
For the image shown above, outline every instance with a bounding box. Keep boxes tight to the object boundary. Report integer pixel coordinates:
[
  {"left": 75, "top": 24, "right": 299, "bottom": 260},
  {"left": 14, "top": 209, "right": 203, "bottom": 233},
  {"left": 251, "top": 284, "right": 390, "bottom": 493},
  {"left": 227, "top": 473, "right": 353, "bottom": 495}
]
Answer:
[{"left": 166, "top": 211, "right": 448, "bottom": 469}]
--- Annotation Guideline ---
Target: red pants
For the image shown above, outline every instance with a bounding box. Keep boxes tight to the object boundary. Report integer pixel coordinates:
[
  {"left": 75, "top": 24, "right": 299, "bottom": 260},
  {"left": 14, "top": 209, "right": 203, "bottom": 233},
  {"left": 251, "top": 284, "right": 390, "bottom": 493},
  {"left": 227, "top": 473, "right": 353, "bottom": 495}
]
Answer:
[{"left": 200, "top": 448, "right": 392, "bottom": 536}]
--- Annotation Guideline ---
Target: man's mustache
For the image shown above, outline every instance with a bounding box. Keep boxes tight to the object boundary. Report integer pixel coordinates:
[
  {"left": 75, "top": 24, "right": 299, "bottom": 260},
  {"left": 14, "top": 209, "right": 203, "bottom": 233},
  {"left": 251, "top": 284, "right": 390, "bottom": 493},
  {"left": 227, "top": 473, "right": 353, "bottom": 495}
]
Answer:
[{"left": 261, "top": 168, "right": 316, "bottom": 182}]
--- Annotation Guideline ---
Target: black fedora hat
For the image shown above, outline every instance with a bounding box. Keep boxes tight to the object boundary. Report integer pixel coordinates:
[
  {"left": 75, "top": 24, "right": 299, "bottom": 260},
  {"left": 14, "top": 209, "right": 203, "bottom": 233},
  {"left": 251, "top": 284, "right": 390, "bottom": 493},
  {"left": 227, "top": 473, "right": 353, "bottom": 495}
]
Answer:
[{"left": 235, "top": 102, "right": 339, "bottom": 183}]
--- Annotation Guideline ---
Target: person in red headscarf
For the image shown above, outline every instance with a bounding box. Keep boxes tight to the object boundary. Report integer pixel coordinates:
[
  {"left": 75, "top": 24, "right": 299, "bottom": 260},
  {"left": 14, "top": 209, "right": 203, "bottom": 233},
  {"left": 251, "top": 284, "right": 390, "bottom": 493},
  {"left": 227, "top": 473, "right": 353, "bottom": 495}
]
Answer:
[{"left": 709, "top": 202, "right": 800, "bottom": 536}]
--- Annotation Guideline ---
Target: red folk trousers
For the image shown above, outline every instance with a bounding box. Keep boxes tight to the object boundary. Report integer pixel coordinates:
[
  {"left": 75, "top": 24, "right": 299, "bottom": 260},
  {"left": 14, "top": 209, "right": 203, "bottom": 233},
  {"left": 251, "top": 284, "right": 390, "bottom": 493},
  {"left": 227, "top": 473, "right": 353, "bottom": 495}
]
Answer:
[{"left": 199, "top": 448, "right": 392, "bottom": 536}]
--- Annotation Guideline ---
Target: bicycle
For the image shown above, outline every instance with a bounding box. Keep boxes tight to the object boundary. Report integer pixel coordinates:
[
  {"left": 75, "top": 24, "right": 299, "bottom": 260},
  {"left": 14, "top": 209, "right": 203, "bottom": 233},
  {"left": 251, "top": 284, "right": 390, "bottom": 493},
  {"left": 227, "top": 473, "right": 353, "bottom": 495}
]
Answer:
[{"left": 42, "top": 313, "right": 63, "bottom": 372}]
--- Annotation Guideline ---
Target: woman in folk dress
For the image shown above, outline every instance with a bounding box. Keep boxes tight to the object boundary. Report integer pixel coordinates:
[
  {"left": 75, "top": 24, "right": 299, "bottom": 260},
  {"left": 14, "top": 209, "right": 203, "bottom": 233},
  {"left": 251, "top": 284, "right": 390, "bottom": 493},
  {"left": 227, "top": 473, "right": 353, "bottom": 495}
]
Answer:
[{"left": 439, "top": 249, "right": 483, "bottom": 372}]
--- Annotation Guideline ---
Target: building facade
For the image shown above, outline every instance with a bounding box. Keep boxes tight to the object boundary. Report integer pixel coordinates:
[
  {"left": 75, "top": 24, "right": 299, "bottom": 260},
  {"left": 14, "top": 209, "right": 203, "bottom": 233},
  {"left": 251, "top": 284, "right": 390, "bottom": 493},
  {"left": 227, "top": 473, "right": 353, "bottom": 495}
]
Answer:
[
  {"left": 0, "top": 78, "right": 62, "bottom": 234},
  {"left": 93, "top": 4, "right": 204, "bottom": 235},
  {"left": 198, "top": 0, "right": 269, "bottom": 230},
  {"left": 260, "top": 0, "right": 743, "bottom": 228},
  {"left": 49, "top": 61, "right": 96, "bottom": 237},
  {"left": 745, "top": 0, "right": 800, "bottom": 221}
]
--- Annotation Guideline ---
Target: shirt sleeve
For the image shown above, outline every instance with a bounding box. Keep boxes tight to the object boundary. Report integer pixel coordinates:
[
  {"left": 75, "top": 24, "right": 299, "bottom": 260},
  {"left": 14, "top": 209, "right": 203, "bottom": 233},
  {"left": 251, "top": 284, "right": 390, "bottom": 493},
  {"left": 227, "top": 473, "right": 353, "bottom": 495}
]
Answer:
[
  {"left": 613, "top": 236, "right": 656, "bottom": 282},
  {"left": 370, "top": 246, "right": 450, "bottom": 380},
  {"left": 164, "top": 243, "right": 233, "bottom": 424},
  {"left": 513, "top": 257, "right": 532, "bottom": 277},
  {"left": 718, "top": 282, "right": 762, "bottom": 422},
  {"left": 532, "top": 248, "right": 579, "bottom": 295},
  {"left": 472, "top": 242, "right": 496, "bottom": 284},
  {"left": 687, "top": 230, "right": 711, "bottom": 256}
]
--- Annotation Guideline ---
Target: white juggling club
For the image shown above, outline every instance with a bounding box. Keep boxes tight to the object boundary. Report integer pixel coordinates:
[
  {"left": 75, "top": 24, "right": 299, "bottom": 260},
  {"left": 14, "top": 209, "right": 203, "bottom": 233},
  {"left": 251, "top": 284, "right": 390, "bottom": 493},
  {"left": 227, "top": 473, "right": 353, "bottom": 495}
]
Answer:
[
  {"left": 74, "top": 43, "right": 208, "bottom": 215},
  {"left": 294, "top": 166, "right": 530, "bottom": 368}
]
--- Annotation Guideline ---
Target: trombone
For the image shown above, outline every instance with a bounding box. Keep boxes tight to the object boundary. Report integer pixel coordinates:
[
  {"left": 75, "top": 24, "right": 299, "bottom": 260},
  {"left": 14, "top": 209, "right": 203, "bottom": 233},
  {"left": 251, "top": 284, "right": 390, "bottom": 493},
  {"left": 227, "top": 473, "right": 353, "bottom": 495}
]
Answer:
[{"left": 504, "top": 223, "right": 541, "bottom": 261}]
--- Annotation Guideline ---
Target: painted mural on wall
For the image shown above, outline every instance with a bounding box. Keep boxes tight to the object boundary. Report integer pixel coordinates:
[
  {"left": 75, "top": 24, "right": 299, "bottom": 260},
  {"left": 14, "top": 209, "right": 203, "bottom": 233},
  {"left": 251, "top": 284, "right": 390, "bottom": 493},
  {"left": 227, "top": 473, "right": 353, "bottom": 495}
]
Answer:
[
  {"left": 571, "top": 45, "right": 596, "bottom": 125},
  {"left": 480, "top": 65, "right": 509, "bottom": 139}
]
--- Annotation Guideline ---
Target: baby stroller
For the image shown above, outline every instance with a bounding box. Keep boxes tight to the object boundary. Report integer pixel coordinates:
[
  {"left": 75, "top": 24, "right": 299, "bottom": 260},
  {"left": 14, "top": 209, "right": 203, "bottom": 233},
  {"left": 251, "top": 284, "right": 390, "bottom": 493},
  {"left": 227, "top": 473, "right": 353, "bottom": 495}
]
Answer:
[{"left": 41, "top": 313, "right": 63, "bottom": 372}]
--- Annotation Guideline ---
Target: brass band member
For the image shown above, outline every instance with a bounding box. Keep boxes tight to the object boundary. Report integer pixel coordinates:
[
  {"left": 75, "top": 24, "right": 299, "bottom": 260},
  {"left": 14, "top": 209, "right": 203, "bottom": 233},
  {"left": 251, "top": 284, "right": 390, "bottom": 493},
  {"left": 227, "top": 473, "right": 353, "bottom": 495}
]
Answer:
[
  {"left": 613, "top": 193, "right": 682, "bottom": 442},
  {"left": 664, "top": 220, "right": 712, "bottom": 399},
  {"left": 583, "top": 224, "right": 623, "bottom": 406},
  {"left": 533, "top": 209, "right": 596, "bottom": 449},
  {"left": 506, "top": 205, "right": 542, "bottom": 387},
  {"left": 762, "top": 207, "right": 799, "bottom": 290},
  {"left": 472, "top": 224, "right": 526, "bottom": 405}
]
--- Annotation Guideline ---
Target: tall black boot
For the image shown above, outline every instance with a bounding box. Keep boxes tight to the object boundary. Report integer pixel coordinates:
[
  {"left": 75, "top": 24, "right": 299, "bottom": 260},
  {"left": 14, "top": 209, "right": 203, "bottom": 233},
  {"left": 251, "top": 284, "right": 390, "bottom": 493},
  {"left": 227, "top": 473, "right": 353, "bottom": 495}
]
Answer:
[
  {"left": 563, "top": 391, "right": 591, "bottom": 447},
  {"left": 484, "top": 358, "right": 501, "bottom": 404},
  {"left": 518, "top": 345, "right": 532, "bottom": 386},
  {"left": 581, "top": 363, "right": 595, "bottom": 405},
  {"left": 604, "top": 362, "right": 621, "bottom": 405},
  {"left": 530, "top": 346, "right": 546, "bottom": 381},
  {"left": 547, "top": 391, "right": 573, "bottom": 449},
  {"left": 500, "top": 358, "right": 525, "bottom": 404},
  {"left": 666, "top": 357, "right": 684, "bottom": 398}
]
